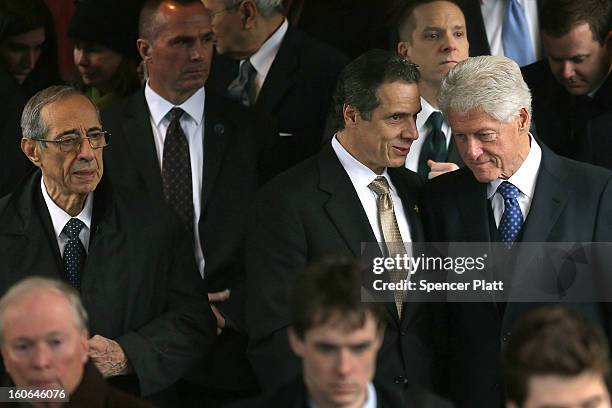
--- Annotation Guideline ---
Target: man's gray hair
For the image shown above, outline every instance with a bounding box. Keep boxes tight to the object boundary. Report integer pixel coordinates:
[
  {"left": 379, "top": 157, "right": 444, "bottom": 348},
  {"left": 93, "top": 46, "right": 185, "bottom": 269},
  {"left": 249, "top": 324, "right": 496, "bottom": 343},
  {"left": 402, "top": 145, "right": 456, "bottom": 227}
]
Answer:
[
  {"left": 220, "top": 0, "right": 283, "bottom": 17},
  {"left": 438, "top": 55, "right": 532, "bottom": 123},
  {"left": 21, "top": 85, "right": 98, "bottom": 143},
  {"left": 0, "top": 277, "right": 89, "bottom": 343}
]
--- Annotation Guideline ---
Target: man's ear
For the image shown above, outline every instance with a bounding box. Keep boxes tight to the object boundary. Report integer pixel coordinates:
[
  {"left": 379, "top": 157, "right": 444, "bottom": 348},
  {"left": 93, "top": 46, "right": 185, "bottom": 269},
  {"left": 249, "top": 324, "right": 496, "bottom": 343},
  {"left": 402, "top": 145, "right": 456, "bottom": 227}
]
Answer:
[
  {"left": 21, "top": 138, "right": 42, "bottom": 167},
  {"left": 343, "top": 104, "right": 360, "bottom": 127},
  {"left": 397, "top": 41, "right": 412, "bottom": 61},
  {"left": 240, "top": 0, "right": 257, "bottom": 29},
  {"left": 288, "top": 328, "right": 305, "bottom": 358},
  {"left": 137, "top": 38, "right": 152, "bottom": 63},
  {"left": 517, "top": 106, "right": 530, "bottom": 131}
]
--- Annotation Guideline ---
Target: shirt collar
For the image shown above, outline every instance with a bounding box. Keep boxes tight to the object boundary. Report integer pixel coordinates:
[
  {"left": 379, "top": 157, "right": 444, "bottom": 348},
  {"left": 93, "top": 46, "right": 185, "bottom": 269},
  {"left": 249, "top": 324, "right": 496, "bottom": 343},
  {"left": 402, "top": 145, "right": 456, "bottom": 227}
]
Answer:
[
  {"left": 249, "top": 19, "right": 288, "bottom": 78},
  {"left": 487, "top": 133, "right": 542, "bottom": 199},
  {"left": 332, "top": 135, "right": 393, "bottom": 191},
  {"left": 417, "top": 97, "right": 439, "bottom": 135},
  {"left": 144, "top": 83, "right": 206, "bottom": 126},
  {"left": 40, "top": 176, "right": 93, "bottom": 240},
  {"left": 309, "top": 382, "right": 377, "bottom": 408}
]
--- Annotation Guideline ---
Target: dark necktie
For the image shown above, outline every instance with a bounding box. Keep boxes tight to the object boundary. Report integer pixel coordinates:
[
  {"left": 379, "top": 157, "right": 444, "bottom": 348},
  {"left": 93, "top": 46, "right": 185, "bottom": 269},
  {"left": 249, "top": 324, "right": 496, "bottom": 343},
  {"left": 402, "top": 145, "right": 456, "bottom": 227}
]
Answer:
[
  {"left": 502, "top": 0, "right": 535, "bottom": 67},
  {"left": 227, "top": 60, "right": 256, "bottom": 107},
  {"left": 62, "top": 218, "right": 86, "bottom": 289},
  {"left": 497, "top": 181, "right": 524, "bottom": 248},
  {"left": 368, "top": 176, "right": 407, "bottom": 317},
  {"left": 162, "top": 107, "right": 194, "bottom": 235},
  {"left": 418, "top": 111, "right": 447, "bottom": 178}
]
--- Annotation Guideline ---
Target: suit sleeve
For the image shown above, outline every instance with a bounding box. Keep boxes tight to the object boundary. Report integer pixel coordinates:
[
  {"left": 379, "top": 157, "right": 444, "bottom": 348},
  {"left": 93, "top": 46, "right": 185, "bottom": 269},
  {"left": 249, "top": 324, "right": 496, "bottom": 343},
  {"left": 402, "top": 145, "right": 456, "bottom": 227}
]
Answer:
[
  {"left": 245, "top": 191, "right": 305, "bottom": 392},
  {"left": 115, "top": 213, "right": 216, "bottom": 396}
]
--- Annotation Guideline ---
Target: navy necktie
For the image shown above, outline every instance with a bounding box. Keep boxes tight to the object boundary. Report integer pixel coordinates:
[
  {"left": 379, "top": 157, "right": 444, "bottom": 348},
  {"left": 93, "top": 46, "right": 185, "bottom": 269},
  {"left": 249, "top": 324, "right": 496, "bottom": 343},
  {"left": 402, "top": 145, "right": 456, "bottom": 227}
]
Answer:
[
  {"left": 162, "top": 107, "right": 194, "bottom": 235},
  {"left": 418, "top": 111, "right": 447, "bottom": 178},
  {"left": 62, "top": 218, "right": 86, "bottom": 289},
  {"left": 502, "top": 0, "right": 535, "bottom": 67},
  {"left": 227, "top": 60, "right": 256, "bottom": 107},
  {"left": 497, "top": 181, "right": 524, "bottom": 248}
]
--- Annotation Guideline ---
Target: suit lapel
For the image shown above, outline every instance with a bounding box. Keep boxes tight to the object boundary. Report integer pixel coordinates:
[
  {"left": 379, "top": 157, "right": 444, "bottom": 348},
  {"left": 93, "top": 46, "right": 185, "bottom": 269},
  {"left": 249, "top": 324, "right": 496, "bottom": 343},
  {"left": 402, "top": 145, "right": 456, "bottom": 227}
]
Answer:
[
  {"left": 520, "top": 147, "right": 569, "bottom": 242},
  {"left": 201, "top": 92, "right": 230, "bottom": 213},
  {"left": 255, "top": 29, "right": 298, "bottom": 113},
  {"left": 318, "top": 145, "right": 376, "bottom": 257},
  {"left": 121, "top": 91, "right": 164, "bottom": 199},
  {"left": 389, "top": 168, "right": 424, "bottom": 242},
  {"left": 457, "top": 170, "right": 491, "bottom": 241}
]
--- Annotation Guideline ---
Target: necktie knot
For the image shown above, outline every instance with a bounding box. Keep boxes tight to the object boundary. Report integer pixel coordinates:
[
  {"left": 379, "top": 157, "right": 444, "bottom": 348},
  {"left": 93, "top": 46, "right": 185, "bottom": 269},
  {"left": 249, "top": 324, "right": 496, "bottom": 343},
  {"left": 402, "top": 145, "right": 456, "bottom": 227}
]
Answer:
[
  {"left": 368, "top": 176, "right": 391, "bottom": 196},
  {"left": 428, "top": 111, "right": 443, "bottom": 132},
  {"left": 497, "top": 181, "right": 520, "bottom": 200},
  {"left": 63, "top": 218, "right": 85, "bottom": 240},
  {"left": 227, "top": 60, "right": 256, "bottom": 106},
  {"left": 169, "top": 107, "right": 185, "bottom": 123}
]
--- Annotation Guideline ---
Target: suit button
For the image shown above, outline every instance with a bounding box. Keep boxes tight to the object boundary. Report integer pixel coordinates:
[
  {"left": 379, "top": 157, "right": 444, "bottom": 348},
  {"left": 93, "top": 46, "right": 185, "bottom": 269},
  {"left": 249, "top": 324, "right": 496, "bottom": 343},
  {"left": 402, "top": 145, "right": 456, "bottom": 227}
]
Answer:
[
  {"left": 400, "top": 331, "right": 406, "bottom": 336},
  {"left": 394, "top": 375, "right": 404, "bottom": 384}
]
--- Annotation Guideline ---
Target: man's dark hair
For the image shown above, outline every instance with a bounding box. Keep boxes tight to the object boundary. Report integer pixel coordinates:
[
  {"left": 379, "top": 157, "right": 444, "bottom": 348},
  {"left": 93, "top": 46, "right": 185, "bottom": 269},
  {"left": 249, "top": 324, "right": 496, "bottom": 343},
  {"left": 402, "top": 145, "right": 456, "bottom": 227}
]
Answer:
[
  {"left": 139, "top": 0, "right": 202, "bottom": 41},
  {"left": 332, "top": 48, "right": 420, "bottom": 131},
  {"left": 395, "top": 0, "right": 462, "bottom": 43},
  {"left": 289, "top": 257, "right": 385, "bottom": 340},
  {"left": 503, "top": 306, "right": 610, "bottom": 407},
  {"left": 540, "top": 0, "right": 612, "bottom": 45}
]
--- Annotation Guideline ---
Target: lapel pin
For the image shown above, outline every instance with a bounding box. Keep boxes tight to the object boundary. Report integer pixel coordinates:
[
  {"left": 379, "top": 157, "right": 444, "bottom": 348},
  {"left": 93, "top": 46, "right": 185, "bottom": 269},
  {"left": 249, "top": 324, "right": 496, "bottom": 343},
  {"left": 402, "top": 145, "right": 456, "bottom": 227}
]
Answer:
[
  {"left": 214, "top": 124, "right": 225, "bottom": 134},
  {"left": 413, "top": 204, "right": 419, "bottom": 214}
]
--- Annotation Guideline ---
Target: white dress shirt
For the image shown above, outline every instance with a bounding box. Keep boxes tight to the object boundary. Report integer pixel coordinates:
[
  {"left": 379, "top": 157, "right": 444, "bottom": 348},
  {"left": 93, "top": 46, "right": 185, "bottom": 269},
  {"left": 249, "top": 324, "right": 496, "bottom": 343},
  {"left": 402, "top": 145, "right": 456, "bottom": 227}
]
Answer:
[
  {"left": 480, "top": 0, "right": 541, "bottom": 63},
  {"left": 310, "top": 382, "right": 377, "bottom": 408},
  {"left": 405, "top": 97, "right": 452, "bottom": 172},
  {"left": 244, "top": 19, "right": 288, "bottom": 100},
  {"left": 487, "top": 134, "right": 542, "bottom": 227},
  {"left": 40, "top": 177, "right": 93, "bottom": 255},
  {"left": 145, "top": 83, "right": 206, "bottom": 276},
  {"left": 332, "top": 136, "right": 413, "bottom": 246}
]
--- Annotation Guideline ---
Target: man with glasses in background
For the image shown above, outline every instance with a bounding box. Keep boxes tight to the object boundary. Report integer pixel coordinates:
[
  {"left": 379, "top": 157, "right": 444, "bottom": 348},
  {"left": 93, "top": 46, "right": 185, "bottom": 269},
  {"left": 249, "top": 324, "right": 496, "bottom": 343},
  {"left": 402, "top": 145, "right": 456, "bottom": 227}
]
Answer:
[{"left": 0, "top": 85, "right": 216, "bottom": 406}]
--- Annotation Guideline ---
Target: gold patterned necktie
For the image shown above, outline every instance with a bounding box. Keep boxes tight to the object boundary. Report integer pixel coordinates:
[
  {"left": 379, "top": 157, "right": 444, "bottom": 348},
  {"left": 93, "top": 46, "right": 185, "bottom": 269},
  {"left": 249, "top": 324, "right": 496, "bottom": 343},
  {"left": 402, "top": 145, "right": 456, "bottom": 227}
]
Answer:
[{"left": 368, "top": 176, "right": 407, "bottom": 317}]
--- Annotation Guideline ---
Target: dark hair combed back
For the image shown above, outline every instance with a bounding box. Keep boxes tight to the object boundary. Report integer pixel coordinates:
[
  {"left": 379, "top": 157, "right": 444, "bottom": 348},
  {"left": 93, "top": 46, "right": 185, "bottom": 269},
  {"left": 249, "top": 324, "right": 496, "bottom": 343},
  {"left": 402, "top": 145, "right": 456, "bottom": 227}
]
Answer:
[
  {"left": 289, "top": 258, "right": 385, "bottom": 339},
  {"left": 139, "top": 0, "right": 202, "bottom": 40},
  {"left": 540, "top": 0, "right": 612, "bottom": 45},
  {"left": 332, "top": 48, "right": 420, "bottom": 131},
  {"left": 395, "top": 0, "right": 461, "bottom": 42},
  {"left": 503, "top": 306, "right": 610, "bottom": 406}
]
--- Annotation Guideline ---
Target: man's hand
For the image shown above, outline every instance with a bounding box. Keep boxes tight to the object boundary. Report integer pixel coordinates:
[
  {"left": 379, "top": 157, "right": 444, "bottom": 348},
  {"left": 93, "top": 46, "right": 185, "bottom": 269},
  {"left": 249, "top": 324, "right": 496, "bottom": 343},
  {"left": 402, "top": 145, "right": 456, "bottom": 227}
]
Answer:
[
  {"left": 88, "top": 335, "right": 131, "bottom": 377},
  {"left": 427, "top": 160, "right": 459, "bottom": 179},
  {"left": 208, "top": 289, "right": 230, "bottom": 335}
]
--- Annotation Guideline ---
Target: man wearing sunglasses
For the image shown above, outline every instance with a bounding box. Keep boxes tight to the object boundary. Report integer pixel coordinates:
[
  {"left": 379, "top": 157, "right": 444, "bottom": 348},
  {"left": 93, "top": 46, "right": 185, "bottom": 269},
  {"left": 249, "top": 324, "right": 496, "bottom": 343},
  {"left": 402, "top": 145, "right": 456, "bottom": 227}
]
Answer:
[{"left": 0, "top": 85, "right": 216, "bottom": 405}]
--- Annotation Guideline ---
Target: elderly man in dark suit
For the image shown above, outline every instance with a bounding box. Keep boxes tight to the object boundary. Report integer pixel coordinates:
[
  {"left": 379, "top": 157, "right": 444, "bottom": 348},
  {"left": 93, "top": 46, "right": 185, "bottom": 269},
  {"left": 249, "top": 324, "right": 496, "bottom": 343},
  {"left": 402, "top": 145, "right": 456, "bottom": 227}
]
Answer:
[
  {"left": 101, "top": 0, "right": 276, "bottom": 405},
  {"left": 422, "top": 55, "right": 612, "bottom": 408},
  {"left": 0, "top": 85, "right": 216, "bottom": 403},
  {"left": 203, "top": 0, "right": 349, "bottom": 171},
  {"left": 521, "top": 0, "right": 612, "bottom": 165},
  {"left": 246, "top": 49, "right": 436, "bottom": 395}
]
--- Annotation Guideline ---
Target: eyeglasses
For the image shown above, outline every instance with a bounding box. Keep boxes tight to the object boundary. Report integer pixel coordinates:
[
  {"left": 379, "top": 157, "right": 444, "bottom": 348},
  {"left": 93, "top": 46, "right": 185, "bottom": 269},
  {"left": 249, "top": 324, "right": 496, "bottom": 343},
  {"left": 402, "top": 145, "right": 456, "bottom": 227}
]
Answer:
[
  {"left": 209, "top": 2, "right": 241, "bottom": 18},
  {"left": 31, "top": 130, "right": 110, "bottom": 153}
]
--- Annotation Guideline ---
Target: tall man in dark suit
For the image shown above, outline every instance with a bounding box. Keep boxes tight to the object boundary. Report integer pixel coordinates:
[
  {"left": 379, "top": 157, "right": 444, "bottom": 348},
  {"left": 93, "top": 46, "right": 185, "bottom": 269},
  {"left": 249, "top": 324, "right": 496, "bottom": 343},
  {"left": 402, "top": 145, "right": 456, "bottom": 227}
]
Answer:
[
  {"left": 522, "top": 0, "right": 612, "bottom": 164},
  {"left": 0, "top": 86, "right": 216, "bottom": 401},
  {"left": 101, "top": 0, "right": 273, "bottom": 405},
  {"left": 203, "top": 0, "right": 349, "bottom": 170},
  {"left": 422, "top": 55, "right": 612, "bottom": 408},
  {"left": 396, "top": 0, "right": 468, "bottom": 179},
  {"left": 234, "top": 258, "right": 452, "bottom": 408},
  {"left": 246, "top": 50, "right": 435, "bottom": 395}
]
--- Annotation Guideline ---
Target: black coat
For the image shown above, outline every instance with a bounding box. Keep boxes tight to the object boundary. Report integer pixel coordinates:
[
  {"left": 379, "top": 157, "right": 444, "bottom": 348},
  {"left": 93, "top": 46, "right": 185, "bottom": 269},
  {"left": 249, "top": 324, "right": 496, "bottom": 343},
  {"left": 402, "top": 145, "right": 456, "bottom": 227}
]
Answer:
[
  {"left": 101, "top": 88, "right": 276, "bottom": 393},
  {"left": 245, "top": 143, "right": 436, "bottom": 393},
  {"left": 208, "top": 27, "right": 349, "bottom": 172},
  {"left": 0, "top": 170, "right": 216, "bottom": 397},
  {"left": 421, "top": 144, "right": 612, "bottom": 408}
]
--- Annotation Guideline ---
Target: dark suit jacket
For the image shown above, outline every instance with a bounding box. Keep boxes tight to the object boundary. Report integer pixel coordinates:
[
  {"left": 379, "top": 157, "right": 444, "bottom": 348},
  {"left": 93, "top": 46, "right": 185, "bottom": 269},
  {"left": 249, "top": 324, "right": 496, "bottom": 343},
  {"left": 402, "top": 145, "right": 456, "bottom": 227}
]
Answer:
[
  {"left": 522, "top": 60, "right": 612, "bottom": 163},
  {"left": 226, "top": 376, "right": 453, "bottom": 408},
  {"left": 102, "top": 88, "right": 274, "bottom": 393},
  {"left": 421, "top": 144, "right": 612, "bottom": 408},
  {"left": 208, "top": 27, "right": 349, "bottom": 171},
  {"left": 0, "top": 170, "right": 216, "bottom": 397},
  {"left": 246, "top": 143, "right": 436, "bottom": 393}
]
